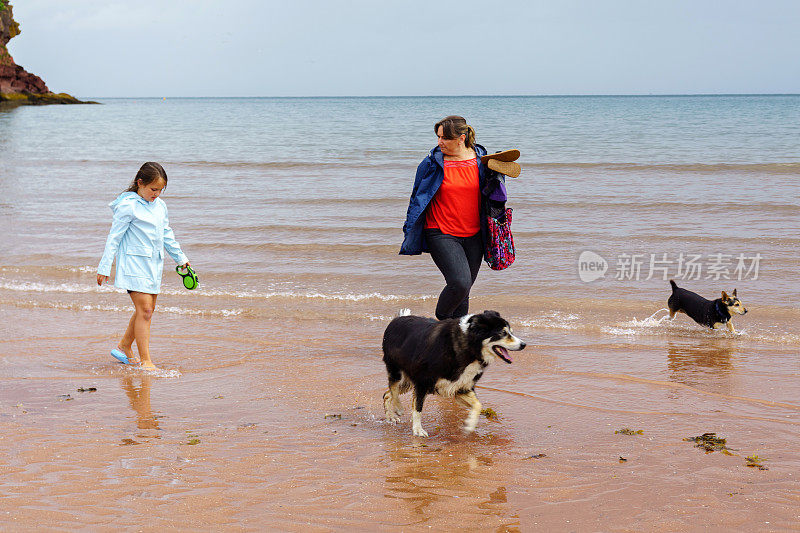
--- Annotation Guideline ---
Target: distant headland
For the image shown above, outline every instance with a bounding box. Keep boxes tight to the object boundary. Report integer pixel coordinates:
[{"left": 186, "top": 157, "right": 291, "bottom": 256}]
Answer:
[{"left": 1, "top": 1, "right": 96, "bottom": 107}]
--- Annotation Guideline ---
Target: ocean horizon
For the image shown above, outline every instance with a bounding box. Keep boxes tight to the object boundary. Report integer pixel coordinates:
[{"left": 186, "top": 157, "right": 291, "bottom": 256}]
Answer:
[{"left": 73, "top": 92, "right": 800, "bottom": 99}]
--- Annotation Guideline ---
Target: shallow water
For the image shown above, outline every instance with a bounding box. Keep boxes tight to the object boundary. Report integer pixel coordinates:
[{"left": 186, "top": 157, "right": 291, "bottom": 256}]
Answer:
[{"left": 1, "top": 96, "right": 799, "bottom": 529}]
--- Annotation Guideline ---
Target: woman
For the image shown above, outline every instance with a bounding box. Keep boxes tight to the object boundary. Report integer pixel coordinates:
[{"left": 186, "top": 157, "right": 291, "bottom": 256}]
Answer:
[{"left": 400, "top": 115, "right": 504, "bottom": 320}]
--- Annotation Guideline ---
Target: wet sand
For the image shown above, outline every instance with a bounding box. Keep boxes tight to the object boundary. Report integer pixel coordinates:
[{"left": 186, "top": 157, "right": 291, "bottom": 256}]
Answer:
[{"left": 2, "top": 297, "right": 798, "bottom": 531}]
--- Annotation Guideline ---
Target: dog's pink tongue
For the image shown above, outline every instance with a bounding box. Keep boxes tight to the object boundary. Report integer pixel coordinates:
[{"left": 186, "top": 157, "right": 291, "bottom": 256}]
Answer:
[{"left": 496, "top": 346, "right": 512, "bottom": 363}]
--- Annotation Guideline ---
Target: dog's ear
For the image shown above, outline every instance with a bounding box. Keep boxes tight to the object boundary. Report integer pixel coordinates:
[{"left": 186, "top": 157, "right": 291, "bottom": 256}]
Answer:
[
  {"left": 721, "top": 291, "right": 728, "bottom": 300},
  {"left": 468, "top": 312, "right": 502, "bottom": 333},
  {"left": 732, "top": 288, "right": 737, "bottom": 297},
  {"left": 477, "top": 310, "right": 507, "bottom": 332},
  {"left": 465, "top": 313, "right": 488, "bottom": 337}
]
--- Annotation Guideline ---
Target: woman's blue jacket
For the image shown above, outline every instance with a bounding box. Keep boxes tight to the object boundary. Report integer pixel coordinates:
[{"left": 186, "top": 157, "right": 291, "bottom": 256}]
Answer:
[{"left": 399, "top": 144, "right": 490, "bottom": 255}]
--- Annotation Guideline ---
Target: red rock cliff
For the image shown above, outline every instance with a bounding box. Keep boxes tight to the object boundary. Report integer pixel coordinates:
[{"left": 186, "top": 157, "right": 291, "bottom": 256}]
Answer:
[
  {"left": 0, "top": 1, "right": 50, "bottom": 95},
  {"left": 1, "top": 1, "right": 91, "bottom": 104}
]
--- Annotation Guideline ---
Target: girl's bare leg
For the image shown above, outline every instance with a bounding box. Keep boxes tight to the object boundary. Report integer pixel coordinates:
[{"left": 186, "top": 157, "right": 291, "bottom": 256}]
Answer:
[
  {"left": 129, "top": 291, "right": 158, "bottom": 369},
  {"left": 117, "top": 313, "right": 140, "bottom": 364}
]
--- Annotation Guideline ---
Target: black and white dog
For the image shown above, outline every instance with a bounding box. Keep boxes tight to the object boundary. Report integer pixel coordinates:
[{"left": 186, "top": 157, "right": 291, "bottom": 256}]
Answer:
[
  {"left": 382, "top": 310, "right": 526, "bottom": 437},
  {"left": 668, "top": 279, "right": 748, "bottom": 333}
]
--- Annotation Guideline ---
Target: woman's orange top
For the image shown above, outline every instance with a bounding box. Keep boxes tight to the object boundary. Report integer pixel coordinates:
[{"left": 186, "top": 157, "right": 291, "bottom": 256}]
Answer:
[{"left": 425, "top": 158, "right": 480, "bottom": 237}]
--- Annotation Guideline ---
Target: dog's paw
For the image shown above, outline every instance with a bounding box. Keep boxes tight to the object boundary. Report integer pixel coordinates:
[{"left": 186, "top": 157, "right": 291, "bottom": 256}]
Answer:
[
  {"left": 413, "top": 427, "right": 429, "bottom": 437},
  {"left": 385, "top": 413, "right": 401, "bottom": 424}
]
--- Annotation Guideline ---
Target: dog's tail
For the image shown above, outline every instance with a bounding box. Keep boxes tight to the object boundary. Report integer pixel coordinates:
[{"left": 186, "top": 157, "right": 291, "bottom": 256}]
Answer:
[
  {"left": 667, "top": 280, "right": 679, "bottom": 314},
  {"left": 396, "top": 308, "right": 411, "bottom": 317}
]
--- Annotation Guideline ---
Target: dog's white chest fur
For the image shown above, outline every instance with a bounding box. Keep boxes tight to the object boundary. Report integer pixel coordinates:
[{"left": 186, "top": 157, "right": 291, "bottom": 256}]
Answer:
[{"left": 434, "top": 361, "right": 483, "bottom": 397}]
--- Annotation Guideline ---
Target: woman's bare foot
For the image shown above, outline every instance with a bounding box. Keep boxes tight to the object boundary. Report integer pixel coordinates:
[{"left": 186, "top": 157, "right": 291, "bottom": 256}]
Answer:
[
  {"left": 140, "top": 360, "right": 157, "bottom": 370},
  {"left": 117, "top": 345, "right": 140, "bottom": 365}
]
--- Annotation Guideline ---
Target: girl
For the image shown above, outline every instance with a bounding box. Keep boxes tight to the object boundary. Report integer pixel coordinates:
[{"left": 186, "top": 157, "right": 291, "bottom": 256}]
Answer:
[{"left": 97, "top": 162, "right": 190, "bottom": 369}]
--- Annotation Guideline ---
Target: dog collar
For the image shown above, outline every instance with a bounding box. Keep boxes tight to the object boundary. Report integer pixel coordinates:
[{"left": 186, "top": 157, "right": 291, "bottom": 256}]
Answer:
[{"left": 715, "top": 300, "right": 729, "bottom": 321}]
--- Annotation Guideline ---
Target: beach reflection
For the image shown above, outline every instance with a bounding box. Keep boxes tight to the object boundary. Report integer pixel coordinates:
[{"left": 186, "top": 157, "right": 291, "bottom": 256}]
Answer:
[
  {"left": 120, "top": 375, "right": 160, "bottom": 431},
  {"left": 666, "top": 339, "right": 736, "bottom": 393},
  {"left": 381, "top": 409, "right": 518, "bottom": 529}
]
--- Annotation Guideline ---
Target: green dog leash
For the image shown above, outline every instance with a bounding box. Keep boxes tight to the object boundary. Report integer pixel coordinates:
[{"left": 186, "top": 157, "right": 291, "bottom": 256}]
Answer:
[{"left": 176, "top": 265, "right": 199, "bottom": 290}]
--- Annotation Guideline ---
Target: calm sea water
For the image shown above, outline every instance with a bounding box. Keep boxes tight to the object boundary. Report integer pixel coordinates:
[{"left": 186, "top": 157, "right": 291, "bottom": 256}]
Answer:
[{"left": 0, "top": 95, "right": 798, "bottom": 322}]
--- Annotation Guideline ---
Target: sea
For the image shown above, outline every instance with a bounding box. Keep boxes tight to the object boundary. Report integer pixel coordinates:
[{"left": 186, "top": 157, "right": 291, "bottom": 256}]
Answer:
[{"left": 1, "top": 95, "right": 799, "bottom": 530}]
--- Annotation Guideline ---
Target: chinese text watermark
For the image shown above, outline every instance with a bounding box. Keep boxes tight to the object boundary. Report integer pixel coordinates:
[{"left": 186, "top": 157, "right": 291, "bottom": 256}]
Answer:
[{"left": 578, "top": 251, "right": 762, "bottom": 282}]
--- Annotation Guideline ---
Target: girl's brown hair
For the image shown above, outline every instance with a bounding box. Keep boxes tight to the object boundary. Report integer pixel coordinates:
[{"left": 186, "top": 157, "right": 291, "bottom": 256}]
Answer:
[
  {"left": 127, "top": 162, "right": 168, "bottom": 192},
  {"left": 434, "top": 115, "right": 476, "bottom": 149}
]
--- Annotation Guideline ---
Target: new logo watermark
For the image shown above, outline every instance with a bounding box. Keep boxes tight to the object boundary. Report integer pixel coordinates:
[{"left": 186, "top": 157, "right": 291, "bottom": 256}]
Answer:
[
  {"left": 578, "top": 251, "right": 762, "bottom": 282},
  {"left": 578, "top": 251, "right": 609, "bottom": 282}
]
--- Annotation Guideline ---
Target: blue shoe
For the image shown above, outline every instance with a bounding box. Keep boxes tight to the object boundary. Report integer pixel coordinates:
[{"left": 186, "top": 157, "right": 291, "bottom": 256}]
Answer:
[{"left": 110, "top": 349, "right": 130, "bottom": 365}]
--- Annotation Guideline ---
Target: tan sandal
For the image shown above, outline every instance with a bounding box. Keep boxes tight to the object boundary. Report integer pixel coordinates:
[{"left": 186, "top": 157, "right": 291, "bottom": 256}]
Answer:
[
  {"left": 487, "top": 159, "right": 521, "bottom": 178},
  {"left": 480, "top": 149, "right": 520, "bottom": 164}
]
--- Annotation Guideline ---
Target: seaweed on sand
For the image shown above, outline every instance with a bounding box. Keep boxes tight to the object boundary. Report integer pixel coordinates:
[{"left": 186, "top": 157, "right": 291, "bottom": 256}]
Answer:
[
  {"left": 615, "top": 428, "right": 643, "bottom": 435},
  {"left": 684, "top": 432, "right": 732, "bottom": 454},
  {"left": 524, "top": 453, "right": 546, "bottom": 460},
  {"left": 481, "top": 408, "right": 499, "bottom": 420},
  {"left": 745, "top": 455, "right": 768, "bottom": 470}
]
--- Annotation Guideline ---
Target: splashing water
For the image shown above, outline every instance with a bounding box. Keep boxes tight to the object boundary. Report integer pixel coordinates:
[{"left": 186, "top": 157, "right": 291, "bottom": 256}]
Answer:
[
  {"left": 602, "top": 308, "right": 674, "bottom": 336},
  {"left": 624, "top": 308, "right": 673, "bottom": 328}
]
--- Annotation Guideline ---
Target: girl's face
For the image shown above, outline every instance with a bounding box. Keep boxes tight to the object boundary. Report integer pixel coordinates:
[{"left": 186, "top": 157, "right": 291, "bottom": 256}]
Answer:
[
  {"left": 436, "top": 126, "right": 466, "bottom": 156},
  {"left": 137, "top": 178, "right": 166, "bottom": 202}
]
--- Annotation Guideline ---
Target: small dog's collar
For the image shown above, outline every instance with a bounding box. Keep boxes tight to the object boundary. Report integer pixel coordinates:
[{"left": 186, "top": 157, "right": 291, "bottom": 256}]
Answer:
[{"left": 715, "top": 300, "right": 729, "bottom": 321}]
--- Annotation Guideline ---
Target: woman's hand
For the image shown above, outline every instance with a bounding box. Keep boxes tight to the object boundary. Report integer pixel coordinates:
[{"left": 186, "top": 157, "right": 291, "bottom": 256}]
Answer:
[
  {"left": 179, "top": 261, "right": 191, "bottom": 269},
  {"left": 97, "top": 274, "right": 109, "bottom": 286}
]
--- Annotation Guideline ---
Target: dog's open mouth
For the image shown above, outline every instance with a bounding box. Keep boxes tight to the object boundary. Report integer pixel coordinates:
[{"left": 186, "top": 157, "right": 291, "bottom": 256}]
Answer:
[{"left": 493, "top": 345, "right": 513, "bottom": 364}]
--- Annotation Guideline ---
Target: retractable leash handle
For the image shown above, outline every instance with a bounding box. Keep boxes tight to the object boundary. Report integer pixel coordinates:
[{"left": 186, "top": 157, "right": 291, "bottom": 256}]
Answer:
[{"left": 176, "top": 265, "right": 199, "bottom": 290}]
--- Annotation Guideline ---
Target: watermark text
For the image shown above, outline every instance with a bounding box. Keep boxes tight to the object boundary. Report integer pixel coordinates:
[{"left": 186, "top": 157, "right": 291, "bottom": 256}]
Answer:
[{"left": 579, "top": 251, "right": 762, "bottom": 282}]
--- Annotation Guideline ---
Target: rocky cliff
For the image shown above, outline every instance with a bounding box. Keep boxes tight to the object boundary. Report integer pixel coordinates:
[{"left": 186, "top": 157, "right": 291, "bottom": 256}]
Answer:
[{"left": 1, "top": 1, "right": 90, "bottom": 105}]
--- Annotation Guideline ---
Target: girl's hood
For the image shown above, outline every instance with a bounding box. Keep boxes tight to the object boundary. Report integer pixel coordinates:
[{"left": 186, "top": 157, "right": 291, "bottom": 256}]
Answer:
[{"left": 109, "top": 191, "right": 148, "bottom": 209}]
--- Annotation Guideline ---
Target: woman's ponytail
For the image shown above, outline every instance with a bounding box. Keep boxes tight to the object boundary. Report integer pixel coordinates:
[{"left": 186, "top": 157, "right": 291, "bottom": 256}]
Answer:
[{"left": 464, "top": 125, "right": 475, "bottom": 149}]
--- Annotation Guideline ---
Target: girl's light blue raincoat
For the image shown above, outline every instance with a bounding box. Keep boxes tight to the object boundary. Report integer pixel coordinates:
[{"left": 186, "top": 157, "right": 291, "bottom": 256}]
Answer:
[{"left": 97, "top": 192, "right": 188, "bottom": 294}]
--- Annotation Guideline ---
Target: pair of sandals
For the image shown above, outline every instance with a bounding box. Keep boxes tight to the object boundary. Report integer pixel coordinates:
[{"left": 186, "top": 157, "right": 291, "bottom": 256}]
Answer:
[{"left": 481, "top": 149, "right": 521, "bottom": 178}]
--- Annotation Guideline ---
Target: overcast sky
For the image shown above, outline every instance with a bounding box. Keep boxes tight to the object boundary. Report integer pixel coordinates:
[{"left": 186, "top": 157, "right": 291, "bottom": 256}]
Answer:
[{"left": 7, "top": 0, "right": 800, "bottom": 98}]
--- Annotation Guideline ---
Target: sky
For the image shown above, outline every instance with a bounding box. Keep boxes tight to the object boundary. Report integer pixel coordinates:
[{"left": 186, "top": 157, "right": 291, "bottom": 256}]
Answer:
[{"left": 7, "top": 0, "right": 800, "bottom": 98}]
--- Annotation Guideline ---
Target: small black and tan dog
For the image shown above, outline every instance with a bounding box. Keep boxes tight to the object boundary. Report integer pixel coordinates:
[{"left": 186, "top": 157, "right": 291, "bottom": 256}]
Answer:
[
  {"left": 382, "top": 309, "right": 526, "bottom": 437},
  {"left": 668, "top": 280, "right": 747, "bottom": 333}
]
